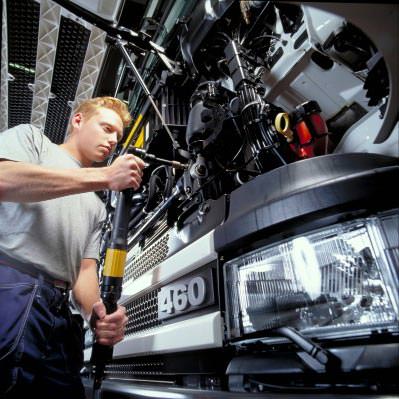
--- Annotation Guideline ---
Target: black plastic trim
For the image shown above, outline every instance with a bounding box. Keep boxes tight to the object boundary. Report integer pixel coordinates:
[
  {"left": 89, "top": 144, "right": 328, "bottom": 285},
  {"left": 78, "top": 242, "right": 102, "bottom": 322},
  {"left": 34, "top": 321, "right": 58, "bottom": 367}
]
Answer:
[{"left": 214, "top": 153, "right": 399, "bottom": 253}]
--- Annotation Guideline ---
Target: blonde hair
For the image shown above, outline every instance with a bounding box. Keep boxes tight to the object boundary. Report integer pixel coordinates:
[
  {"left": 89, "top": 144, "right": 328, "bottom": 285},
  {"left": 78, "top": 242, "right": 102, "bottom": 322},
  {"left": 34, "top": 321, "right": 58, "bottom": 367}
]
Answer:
[{"left": 68, "top": 96, "right": 132, "bottom": 133}]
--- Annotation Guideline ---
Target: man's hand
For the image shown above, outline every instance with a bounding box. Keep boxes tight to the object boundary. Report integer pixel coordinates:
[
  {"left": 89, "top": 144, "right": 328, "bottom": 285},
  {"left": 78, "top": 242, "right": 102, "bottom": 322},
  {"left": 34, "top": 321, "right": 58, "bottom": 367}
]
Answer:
[
  {"left": 91, "top": 301, "right": 128, "bottom": 346},
  {"left": 105, "top": 154, "right": 145, "bottom": 191}
]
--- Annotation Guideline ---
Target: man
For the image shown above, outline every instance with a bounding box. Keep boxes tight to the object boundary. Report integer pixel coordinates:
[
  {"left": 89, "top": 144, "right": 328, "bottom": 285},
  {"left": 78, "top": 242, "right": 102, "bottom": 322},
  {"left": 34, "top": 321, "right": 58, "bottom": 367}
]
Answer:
[{"left": 0, "top": 97, "right": 145, "bottom": 398}]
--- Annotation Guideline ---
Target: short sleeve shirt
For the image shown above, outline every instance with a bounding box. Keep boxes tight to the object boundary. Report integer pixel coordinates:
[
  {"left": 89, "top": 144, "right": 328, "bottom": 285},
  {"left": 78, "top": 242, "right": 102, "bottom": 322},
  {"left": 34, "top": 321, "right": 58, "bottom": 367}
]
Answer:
[{"left": 0, "top": 124, "right": 106, "bottom": 284}]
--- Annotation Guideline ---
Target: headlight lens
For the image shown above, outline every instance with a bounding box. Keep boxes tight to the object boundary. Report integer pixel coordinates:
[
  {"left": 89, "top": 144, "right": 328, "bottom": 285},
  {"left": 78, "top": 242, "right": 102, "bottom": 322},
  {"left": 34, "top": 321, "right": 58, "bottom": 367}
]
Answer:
[{"left": 224, "top": 211, "right": 398, "bottom": 340}]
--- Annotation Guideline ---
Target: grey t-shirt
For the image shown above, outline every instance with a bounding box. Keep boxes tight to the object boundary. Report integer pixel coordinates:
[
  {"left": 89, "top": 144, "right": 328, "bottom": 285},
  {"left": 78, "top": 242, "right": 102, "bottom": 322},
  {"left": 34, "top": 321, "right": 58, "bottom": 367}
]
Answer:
[{"left": 0, "top": 124, "right": 106, "bottom": 284}]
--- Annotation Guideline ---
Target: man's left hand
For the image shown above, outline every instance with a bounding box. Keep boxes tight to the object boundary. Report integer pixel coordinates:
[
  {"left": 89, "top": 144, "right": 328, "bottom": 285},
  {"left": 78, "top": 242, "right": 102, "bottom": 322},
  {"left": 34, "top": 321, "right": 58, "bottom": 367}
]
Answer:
[{"left": 91, "top": 301, "right": 128, "bottom": 346}]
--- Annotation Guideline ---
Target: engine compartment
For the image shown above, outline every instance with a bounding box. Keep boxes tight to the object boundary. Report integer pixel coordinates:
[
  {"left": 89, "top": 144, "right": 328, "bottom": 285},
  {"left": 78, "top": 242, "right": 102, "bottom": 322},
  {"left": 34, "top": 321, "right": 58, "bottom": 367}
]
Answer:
[
  {"left": 114, "top": 1, "right": 397, "bottom": 235},
  {"left": 85, "top": 1, "right": 399, "bottom": 396}
]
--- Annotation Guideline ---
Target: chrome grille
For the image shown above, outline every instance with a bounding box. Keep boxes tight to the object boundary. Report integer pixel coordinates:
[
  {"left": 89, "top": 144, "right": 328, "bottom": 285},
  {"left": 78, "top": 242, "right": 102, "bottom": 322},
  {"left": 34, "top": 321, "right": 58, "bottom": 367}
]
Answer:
[
  {"left": 125, "top": 289, "right": 161, "bottom": 335},
  {"left": 124, "top": 233, "right": 169, "bottom": 284},
  {"left": 105, "top": 359, "right": 165, "bottom": 377}
]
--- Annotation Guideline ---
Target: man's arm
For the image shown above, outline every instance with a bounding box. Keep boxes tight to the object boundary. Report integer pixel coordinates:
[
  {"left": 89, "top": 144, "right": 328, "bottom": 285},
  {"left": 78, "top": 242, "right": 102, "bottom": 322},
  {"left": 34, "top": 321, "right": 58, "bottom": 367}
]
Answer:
[
  {"left": 72, "top": 258, "right": 101, "bottom": 321},
  {"left": 72, "top": 258, "right": 127, "bottom": 346},
  {"left": 0, "top": 154, "right": 144, "bottom": 202}
]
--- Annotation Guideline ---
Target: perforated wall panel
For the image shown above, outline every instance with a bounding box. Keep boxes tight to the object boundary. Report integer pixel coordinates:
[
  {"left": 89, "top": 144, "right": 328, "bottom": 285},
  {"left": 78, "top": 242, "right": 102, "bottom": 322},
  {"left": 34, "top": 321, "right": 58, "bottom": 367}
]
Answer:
[
  {"left": 6, "top": 0, "right": 39, "bottom": 128},
  {"left": 44, "top": 16, "right": 90, "bottom": 143}
]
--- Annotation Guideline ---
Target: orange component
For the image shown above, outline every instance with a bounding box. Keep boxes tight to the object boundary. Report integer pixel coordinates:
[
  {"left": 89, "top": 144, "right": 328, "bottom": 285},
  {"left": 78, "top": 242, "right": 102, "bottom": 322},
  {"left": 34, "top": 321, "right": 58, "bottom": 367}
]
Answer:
[
  {"left": 290, "top": 143, "right": 314, "bottom": 159},
  {"left": 290, "top": 119, "right": 315, "bottom": 159},
  {"left": 309, "top": 113, "right": 328, "bottom": 136},
  {"left": 296, "top": 120, "right": 313, "bottom": 145}
]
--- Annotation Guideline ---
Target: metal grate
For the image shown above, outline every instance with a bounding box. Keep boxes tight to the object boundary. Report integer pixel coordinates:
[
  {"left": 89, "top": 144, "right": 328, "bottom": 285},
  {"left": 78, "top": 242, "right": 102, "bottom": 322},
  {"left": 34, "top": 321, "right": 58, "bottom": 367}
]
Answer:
[
  {"left": 72, "top": 26, "right": 107, "bottom": 106},
  {"left": 105, "top": 358, "right": 165, "bottom": 377},
  {"left": 125, "top": 289, "right": 162, "bottom": 335},
  {"left": 44, "top": 16, "right": 90, "bottom": 143},
  {"left": 160, "top": 86, "right": 190, "bottom": 127},
  {"left": 6, "top": 0, "right": 39, "bottom": 128},
  {"left": 124, "top": 233, "right": 169, "bottom": 284}
]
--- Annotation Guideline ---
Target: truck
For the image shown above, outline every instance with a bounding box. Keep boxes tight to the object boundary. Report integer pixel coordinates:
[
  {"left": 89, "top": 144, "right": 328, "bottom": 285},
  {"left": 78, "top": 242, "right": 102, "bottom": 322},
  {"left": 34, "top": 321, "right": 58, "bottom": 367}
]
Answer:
[{"left": 2, "top": 1, "right": 398, "bottom": 397}]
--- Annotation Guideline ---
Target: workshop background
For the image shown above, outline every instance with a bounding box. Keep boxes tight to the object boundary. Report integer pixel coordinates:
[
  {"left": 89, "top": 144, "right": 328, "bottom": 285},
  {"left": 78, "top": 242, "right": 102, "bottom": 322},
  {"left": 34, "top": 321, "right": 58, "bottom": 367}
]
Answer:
[{"left": 0, "top": 0, "right": 146, "bottom": 143}]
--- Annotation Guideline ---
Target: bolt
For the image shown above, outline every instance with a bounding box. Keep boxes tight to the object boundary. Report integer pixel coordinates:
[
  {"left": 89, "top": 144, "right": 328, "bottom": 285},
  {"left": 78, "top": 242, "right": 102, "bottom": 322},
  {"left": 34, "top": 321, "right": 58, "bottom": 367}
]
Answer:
[
  {"left": 199, "top": 203, "right": 211, "bottom": 215},
  {"left": 196, "top": 164, "right": 207, "bottom": 176}
]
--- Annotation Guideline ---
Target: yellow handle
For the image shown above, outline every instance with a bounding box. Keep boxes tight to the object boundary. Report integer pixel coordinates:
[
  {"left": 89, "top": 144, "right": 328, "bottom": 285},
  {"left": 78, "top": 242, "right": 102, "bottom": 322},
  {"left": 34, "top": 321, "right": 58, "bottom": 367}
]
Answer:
[{"left": 103, "top": 248, "right": 127, "bottom": 277}]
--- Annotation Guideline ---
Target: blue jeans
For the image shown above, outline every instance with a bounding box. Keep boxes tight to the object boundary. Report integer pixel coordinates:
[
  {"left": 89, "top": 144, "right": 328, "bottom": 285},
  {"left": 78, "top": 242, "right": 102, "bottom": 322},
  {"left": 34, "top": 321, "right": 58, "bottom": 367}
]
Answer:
[{"left": 0, "top": 264, "right": 85, "bottom": 398}]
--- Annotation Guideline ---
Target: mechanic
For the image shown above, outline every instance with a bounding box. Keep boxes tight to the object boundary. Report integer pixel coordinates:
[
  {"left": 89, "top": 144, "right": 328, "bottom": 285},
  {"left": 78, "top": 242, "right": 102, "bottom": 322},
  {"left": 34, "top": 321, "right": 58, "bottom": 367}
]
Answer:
[{"left": 0, "top": 97, "right": 145, "bottom": 398}]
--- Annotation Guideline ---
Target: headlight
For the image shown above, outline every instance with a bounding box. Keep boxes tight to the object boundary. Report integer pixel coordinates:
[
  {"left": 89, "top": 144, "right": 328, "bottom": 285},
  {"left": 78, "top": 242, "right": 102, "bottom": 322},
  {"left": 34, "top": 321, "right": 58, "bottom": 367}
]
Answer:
[{"left": 224, "top": 210, "right": 398, "bottom": 340}]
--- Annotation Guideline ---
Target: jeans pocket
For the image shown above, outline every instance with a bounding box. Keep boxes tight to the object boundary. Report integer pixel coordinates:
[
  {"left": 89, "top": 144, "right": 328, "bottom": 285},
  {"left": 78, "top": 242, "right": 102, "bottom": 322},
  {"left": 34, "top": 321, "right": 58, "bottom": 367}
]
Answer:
[{"left": 0, "top": 282, "right": 38, "bottom": 362}]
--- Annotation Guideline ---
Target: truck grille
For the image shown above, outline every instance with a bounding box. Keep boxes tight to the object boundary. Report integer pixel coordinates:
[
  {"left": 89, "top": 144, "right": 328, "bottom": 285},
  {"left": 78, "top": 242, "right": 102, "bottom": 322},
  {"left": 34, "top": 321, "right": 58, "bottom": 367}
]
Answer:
[
  {"left": 125, "top": 289, "right": 162, "bottom": 335},
  {"left": 105, "top": 358, "right": 165, "bottom": 377},
  {"left": 124, "top": 233, "right": 169, "bottom": 284}
]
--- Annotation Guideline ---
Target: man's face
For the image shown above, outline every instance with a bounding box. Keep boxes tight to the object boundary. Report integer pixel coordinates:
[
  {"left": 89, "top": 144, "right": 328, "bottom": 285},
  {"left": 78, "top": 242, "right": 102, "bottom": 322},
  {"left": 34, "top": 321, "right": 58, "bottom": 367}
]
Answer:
[{"left": 73, "top": 107, "right": 124, "bottom": 165}]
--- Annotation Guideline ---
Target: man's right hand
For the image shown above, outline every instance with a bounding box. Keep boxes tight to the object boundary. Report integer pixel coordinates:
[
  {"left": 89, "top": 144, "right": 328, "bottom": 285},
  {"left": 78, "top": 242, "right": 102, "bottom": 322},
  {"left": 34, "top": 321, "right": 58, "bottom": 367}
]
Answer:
[{"left": 105, "top": 154, "right": 146, "bottom": 191}]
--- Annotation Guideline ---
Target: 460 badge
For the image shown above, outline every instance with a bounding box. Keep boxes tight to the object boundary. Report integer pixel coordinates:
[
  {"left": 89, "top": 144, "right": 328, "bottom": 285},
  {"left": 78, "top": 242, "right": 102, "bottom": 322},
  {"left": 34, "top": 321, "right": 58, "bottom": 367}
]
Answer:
[{"left": 158, "top": 267, "right": 215, "bottom": 320}]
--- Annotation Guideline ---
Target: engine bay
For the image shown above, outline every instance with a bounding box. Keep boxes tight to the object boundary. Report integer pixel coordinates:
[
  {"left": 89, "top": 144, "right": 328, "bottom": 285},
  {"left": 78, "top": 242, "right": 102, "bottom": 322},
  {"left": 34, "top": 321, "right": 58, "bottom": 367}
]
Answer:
[
  {"left": 89, "top": 1, "right": 399, "bottom": 395},
  {"left": 110, "top": 1, "right": 398, "bottom": 255}
]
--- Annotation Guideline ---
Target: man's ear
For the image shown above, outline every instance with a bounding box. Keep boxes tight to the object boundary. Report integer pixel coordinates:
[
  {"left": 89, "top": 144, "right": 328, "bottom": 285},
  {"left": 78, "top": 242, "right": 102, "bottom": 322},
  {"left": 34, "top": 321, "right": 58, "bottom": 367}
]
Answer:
[{"left": 71, "top": 112, "right": 83, "bottom": 130}]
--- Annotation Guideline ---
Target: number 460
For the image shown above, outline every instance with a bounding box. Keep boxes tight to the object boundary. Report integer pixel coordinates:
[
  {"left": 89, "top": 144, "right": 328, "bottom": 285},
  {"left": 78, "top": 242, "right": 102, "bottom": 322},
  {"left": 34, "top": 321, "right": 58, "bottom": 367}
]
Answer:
[{"left": 159, "top": 277, "right": 206, "bottom": 314}]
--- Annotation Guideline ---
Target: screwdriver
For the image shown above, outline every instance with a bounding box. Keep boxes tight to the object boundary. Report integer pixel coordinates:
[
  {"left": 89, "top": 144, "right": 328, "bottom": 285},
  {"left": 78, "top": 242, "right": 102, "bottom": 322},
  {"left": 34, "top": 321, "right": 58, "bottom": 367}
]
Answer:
[{"left": 129, "top": 147, "right": 187, "bottom": 170}]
